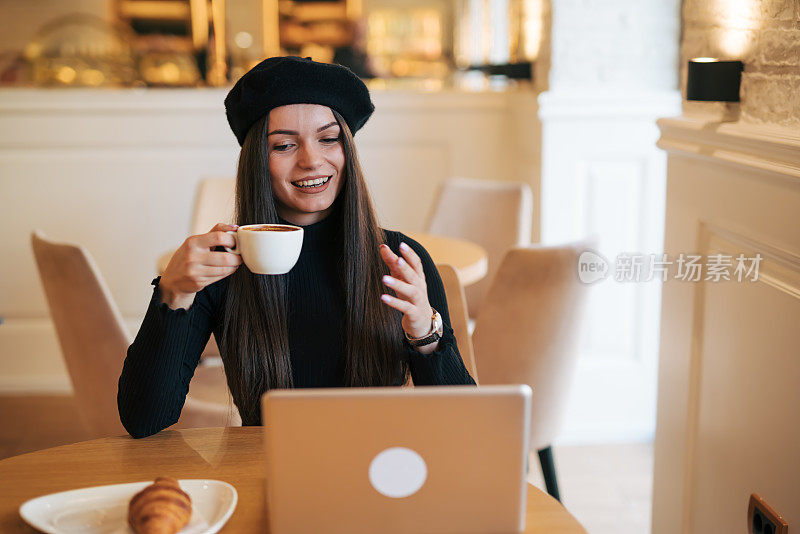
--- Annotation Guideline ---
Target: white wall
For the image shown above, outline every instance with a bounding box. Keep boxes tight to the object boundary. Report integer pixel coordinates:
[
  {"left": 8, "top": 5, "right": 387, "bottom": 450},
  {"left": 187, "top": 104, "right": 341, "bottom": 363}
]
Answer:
[{"left": 0, "top": 87, "right": 540, "bottom": 392}]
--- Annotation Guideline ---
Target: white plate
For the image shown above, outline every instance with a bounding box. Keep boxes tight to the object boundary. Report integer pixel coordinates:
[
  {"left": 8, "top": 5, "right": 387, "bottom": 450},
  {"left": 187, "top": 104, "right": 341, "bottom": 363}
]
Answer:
[{"left": 19, "top": 479, "right": 237, "bottom": 534}]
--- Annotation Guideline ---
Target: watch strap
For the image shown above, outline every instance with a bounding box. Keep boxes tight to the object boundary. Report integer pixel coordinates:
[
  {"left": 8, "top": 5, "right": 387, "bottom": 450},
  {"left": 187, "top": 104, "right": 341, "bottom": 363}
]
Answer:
[
  {"left": 405, "top": 308, "right": 443, "bottom": 347},
  {"left": 406, "top": 330, "right": 441, "bottom": 347}
]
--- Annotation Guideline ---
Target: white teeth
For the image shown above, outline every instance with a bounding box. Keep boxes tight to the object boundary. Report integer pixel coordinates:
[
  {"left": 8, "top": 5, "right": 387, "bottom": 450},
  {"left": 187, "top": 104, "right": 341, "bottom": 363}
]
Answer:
[{"left": 293, "top": 176, "right": 330, "bottom": 187}]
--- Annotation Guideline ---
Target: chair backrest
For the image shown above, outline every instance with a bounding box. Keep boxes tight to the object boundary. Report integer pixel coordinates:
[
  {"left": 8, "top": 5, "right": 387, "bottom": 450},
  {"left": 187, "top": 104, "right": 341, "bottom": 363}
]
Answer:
[
  {"left": 30, "top": 231, "right": 131, "bottom": 438},
  {"left": 191, "top": 177, "right": 236, "bottom": 235},
  {"left": 426, "top": 177, "right": 533, "bottom": 319},
  {"left": 435, "top": 263, "right": 478, "bottom": 382},
  {"left": 472, "top": 241, "right": 592, "bottom": 450}
]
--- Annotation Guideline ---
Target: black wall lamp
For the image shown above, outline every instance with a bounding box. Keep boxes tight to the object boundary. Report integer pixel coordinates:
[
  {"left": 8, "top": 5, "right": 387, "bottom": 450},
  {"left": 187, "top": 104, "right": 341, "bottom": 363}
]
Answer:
[
  {"left": 464, "top": 61, "right": 533, "bottom": 80},
  {"left": 686, "top": 58, "right": 744, "bottom": 102}
]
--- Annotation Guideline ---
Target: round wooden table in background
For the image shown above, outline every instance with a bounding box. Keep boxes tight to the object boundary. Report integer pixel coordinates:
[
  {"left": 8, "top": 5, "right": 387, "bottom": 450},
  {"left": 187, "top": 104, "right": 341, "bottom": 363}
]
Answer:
[
  {"left": 157, "top": 232, "right": 488, "bottom": 286},
  {"left": 403, "top": 232, "right": 488, "bottom": 286},
  {"left": 0, "top": 427, "right": 585, "bottom": 533}
]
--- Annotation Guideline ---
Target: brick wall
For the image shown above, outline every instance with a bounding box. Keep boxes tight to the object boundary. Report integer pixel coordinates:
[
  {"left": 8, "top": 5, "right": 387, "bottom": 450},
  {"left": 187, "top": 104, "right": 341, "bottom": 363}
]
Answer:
[{"left": 681, "top": 0, "right": 800, "bottom": 128}]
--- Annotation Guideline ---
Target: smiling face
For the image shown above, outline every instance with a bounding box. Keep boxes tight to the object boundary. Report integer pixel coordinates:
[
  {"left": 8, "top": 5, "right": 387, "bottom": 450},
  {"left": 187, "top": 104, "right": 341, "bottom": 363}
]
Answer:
[{"left": 266, "top": 104, "right": 346, "bottom": 226}]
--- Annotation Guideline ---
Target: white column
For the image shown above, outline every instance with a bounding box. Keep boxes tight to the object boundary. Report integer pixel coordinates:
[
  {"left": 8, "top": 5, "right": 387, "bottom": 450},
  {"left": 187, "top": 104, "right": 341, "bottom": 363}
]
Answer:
[{"left": 539, "top": 0, "right": 681, "bottom": 443}]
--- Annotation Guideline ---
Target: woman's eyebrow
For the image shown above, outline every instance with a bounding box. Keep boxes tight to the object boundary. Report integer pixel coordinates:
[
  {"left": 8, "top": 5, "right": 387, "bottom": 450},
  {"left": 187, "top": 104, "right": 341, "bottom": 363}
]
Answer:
[{"left": 267, "top": 121, "right": 339, "bottom": 136}]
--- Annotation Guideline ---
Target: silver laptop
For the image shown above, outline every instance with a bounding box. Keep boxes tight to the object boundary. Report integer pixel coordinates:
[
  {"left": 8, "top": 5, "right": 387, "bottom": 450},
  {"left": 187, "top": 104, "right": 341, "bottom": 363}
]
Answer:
[{"left": 261, "top": 385, "right": 531, "bottom": 534}]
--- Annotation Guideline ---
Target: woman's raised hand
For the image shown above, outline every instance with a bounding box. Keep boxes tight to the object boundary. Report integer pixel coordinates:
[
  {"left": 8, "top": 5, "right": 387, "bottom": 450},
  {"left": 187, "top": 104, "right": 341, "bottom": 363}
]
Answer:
[
  {"left": 158, "top": 223, "right": 243, "bottom": 310},
  {"left": 378, "top": 242, "right": 434, "bottom": 341}
]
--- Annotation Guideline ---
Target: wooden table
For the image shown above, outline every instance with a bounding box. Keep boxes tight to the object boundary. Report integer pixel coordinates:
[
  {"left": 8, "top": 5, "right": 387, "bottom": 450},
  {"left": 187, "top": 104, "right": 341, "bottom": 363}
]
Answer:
[
  {"left": 0, "top": 427, "right": 585, "bottom": 533},
  {"left": 157, "top": 232, "right": 488, "bottom": 286}
]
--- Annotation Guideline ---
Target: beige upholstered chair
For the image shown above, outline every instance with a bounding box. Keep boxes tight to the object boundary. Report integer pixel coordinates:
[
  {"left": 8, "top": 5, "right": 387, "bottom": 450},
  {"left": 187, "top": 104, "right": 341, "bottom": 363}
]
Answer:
[
  {"left": 472, "top": 241, "right": 593, "bottom": 500},
  {"left": 435, "top": 263, "right": 478, "bottom": 381},
  {"left": 31, "top": 231, "right": 240, "bottom": 439},
  {"left": 189, "top": 177, "right": 236, "bottom": 359},
  {"left": 426, "top": 177, "right": 533, "bottom": 319},
  {"left": 191, "top": 177, "right": 236, "bottom": 235}
]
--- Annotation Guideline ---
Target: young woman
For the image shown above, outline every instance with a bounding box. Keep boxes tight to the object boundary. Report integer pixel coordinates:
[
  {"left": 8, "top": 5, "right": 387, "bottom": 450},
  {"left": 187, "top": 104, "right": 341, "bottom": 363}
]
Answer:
[{"left": 118, "top": 56, "right": 475, "bottom": 438}]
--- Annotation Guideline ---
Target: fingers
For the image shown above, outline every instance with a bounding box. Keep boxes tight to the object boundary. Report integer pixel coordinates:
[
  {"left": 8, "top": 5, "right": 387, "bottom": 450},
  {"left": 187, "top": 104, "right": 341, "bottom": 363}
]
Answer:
[
  {"left": 210, "top": 223, "right": 239, "bottom": 232},
  {"left": 379, "top": 244, "right": 420, "bottom": 285},
  {"left": 399, "top": 242, "right": 425, "bottom": 278},
  {"left": 380, "top": 293, "right": 414, "bottom": 314},
  {"left": 204, "top": 251, "right": 243, "bottom": 267},
  {"left": 180, "top": 263, "right": 239, "bottom": 286},
  {"left": 197, "top": 230, "right": 237, "bottom": 249},
  {"left": 382, "top": 275, "right": 423, "bottom": 304},
  {"left": 196, "top": 265, "right": 240, "bottom": 278},
  {"left": 179, "top": 245, "right": 241, "bottom": 268},
  {"left": 380, "top": 245, "right": 400, "bottom": 278}
]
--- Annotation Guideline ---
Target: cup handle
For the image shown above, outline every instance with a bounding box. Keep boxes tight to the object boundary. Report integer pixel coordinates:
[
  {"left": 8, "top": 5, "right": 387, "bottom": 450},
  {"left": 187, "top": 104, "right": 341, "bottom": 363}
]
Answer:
[{"left": 223, "top": 230, "right": 240, "bottom": 255}]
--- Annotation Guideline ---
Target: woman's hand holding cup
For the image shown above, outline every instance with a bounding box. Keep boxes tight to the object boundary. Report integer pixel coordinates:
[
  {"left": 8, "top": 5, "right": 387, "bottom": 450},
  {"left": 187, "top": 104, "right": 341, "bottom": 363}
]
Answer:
[{"left": 159, "top": 223, "right": 243, "bottom": 310}]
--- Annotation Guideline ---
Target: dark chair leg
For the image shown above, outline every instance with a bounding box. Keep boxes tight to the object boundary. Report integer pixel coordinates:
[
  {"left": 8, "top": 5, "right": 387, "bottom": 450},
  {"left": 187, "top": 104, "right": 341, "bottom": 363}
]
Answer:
[{"left": 537, "top": 445, "right": 561, "bottom": 501}]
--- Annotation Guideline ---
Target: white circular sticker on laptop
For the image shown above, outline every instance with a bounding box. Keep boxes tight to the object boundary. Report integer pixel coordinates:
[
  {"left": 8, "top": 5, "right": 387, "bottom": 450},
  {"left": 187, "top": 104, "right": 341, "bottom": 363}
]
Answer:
[{"left": 368, "top": 447, "right": 427, "bottom": 498}]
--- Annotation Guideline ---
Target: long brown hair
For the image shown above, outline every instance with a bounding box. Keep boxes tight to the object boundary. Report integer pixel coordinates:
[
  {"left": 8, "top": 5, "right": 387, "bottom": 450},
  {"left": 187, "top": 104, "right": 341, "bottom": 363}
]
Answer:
[{"left": 221, "top": 109, "right": 408, "bottom": 425}]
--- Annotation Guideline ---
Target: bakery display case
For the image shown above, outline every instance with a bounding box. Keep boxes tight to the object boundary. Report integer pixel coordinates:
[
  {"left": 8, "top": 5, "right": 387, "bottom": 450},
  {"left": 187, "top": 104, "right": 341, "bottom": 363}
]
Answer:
[
  {"left": 1, "top": 0, "right": 544, "bottom": 89},
  {"left": 22, "top": 14, "right": 138, "bottom": 87}
]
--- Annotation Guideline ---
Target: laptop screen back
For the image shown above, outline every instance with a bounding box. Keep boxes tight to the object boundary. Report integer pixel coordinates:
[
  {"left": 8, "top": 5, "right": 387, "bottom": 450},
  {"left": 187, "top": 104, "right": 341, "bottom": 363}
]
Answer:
[{"left": 262, "top": 385, "right": 531, "bottom": 534}]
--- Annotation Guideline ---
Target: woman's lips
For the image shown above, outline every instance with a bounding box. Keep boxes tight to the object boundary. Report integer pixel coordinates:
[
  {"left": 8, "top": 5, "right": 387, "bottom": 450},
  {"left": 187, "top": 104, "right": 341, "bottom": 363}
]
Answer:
[{"left": 291, "top": 175, "right": 332, "bottom": 194}]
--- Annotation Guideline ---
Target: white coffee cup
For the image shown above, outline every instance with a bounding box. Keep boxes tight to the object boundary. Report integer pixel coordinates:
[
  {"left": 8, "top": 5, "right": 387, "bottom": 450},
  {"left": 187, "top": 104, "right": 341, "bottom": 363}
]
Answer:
[{"left": 224, "top": 224, "right": 304, "bottom": 275}]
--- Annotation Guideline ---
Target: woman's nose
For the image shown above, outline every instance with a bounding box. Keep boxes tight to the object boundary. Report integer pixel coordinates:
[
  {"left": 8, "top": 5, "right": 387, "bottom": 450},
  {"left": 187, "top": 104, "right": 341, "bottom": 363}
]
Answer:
[{"left": 298, "top": 142, "right": 324, "bottom": 168}]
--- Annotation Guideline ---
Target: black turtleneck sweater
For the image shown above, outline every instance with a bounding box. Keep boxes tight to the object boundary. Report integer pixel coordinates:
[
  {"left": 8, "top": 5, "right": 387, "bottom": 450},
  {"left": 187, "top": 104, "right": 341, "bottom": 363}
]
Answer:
[{"left": 117, "top": 213, "right": 476, "bottom": 438}]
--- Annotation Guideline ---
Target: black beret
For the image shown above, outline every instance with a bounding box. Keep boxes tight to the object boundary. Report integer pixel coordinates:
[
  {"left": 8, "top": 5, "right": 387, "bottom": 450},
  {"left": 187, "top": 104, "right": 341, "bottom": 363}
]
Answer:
[{"left": 224, "top": 56, "right": 375, "bottom": 146}]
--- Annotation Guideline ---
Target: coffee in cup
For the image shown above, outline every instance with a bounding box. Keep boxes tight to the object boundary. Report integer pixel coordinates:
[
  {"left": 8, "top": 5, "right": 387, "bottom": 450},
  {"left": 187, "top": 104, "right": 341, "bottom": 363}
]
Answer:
[
  {"left": 224, "top": 224, "right": 303, "bottom": 274},
  {"left": 243, "top": 225, "right": 297, "bottom": 232}
]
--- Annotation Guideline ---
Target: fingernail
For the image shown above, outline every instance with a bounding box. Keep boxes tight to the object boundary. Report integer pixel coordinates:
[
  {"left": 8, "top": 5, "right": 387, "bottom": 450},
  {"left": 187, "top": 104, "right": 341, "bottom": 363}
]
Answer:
[
  {"left": 400, "top": 242, "right": 409, "bottom": 251},
  {"left": 382, "top": 275, "right": 393, "bottom": 284},
  {"left": 381, "top": 294, "right": 391, "bottom": 302},
  {"left": 232, "top": 224, "right": 239, "bottom": 229}
]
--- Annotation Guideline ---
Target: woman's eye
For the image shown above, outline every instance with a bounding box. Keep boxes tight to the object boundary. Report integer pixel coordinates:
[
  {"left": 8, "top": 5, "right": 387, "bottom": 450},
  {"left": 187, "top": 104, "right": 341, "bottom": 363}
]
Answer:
[
  {"left": 273, "top": 144, "right": 292, "bottom": 151},
  {"left": 322, "top": 137, "right": 340, "bottom": 143}
]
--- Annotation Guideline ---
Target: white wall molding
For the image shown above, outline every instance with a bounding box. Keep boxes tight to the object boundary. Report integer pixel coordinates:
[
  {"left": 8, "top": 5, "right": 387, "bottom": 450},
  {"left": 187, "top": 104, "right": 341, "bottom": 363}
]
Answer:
[
  {"left": 704, "top": 221, "right": 800, "bottom": 299},
  {"left": 657, "top": 116, "right": 800, "bottom": 181}
]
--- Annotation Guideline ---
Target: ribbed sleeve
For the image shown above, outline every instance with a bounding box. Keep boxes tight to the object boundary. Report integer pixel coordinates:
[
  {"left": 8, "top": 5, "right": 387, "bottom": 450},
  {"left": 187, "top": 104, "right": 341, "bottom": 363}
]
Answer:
[
  {"left": 389, "top": 233, "right": 476, "bottom": 386},
  {"left": 117, "top": 277, "right": 217, "bottom": 438}
]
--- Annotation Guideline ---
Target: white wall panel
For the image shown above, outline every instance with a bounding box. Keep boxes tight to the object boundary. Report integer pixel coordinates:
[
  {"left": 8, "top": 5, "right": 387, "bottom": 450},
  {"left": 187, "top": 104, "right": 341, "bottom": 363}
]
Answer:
[
  {"left": 652, "top": 116, "right": 800, "bottom": 533},
  {"left": 539, "top": 91, "right": 680, "bottom": 443}
]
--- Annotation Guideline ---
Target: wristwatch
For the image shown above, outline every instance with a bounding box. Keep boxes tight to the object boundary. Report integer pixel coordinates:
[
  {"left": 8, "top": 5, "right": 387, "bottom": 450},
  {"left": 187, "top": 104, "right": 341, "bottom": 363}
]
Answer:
[{"left": 404, "top": 308, "right": 444, "bottom": 347}]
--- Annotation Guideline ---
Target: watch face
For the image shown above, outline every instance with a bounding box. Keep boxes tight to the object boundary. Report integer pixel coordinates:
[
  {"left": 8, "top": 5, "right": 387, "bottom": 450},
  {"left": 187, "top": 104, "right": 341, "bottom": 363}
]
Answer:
[{"left": 433, "top": 310, "right": 443, "bottom": 336}]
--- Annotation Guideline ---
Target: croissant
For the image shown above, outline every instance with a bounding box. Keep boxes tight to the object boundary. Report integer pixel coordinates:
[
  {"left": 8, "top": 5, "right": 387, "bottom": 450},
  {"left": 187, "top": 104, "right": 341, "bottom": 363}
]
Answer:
[{"left": 128, "top": 476, "right": 192, "bottom": 534}]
